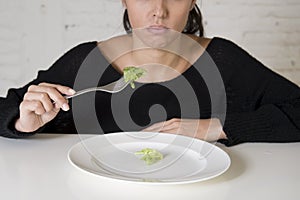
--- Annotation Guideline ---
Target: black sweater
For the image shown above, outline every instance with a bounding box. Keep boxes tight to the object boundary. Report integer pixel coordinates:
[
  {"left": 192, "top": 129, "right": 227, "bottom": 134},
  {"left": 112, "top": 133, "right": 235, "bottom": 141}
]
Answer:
[{"left": 1, "top": 37, "right": 300, "bottom": 146}]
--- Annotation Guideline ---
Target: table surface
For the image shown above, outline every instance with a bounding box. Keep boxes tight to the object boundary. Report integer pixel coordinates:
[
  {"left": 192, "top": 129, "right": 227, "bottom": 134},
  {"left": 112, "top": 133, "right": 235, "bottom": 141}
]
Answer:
[{"left": 0, "top": 134, "right": 299, "bottom": 200}]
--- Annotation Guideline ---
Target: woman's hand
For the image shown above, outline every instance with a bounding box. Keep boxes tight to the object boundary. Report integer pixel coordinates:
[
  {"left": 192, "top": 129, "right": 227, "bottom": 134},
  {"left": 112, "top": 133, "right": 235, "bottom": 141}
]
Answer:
[
  {"left": 142, "top": 118, "right": 227, "bottom": 142},
  {"left": 15, "top": 83, "right": 75, "bottom": 133}
]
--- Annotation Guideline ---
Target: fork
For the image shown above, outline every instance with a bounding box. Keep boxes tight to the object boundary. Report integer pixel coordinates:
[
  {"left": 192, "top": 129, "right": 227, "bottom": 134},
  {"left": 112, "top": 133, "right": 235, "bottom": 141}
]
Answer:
[{"left": 64, "top": 77, "right": 129, "bottom": 99}]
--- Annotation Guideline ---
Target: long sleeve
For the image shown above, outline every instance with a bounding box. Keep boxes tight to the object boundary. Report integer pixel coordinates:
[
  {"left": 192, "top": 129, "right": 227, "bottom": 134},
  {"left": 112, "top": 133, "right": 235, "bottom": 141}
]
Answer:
[
  {"left": 213, "top": 38, "right": 300, "bottom": 146},
  {"left": 0, "top": 42, "right": 97, "bottom": 138}
]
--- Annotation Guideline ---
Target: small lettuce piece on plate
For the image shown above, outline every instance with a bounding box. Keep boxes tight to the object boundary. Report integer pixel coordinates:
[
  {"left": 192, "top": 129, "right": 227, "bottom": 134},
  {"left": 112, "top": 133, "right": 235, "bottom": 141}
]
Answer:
[
  {"left": 123, "top": 66, "right": 147, "bottom": 89},
  {"left": 135, "top": 148, "right": 164, "bottom": 165}
]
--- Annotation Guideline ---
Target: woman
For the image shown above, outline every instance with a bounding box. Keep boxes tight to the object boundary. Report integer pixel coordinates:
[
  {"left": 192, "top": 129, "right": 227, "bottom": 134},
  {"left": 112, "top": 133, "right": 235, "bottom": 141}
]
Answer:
[{"left": 0, "top": 0, "right": 299, "bottom": 146}]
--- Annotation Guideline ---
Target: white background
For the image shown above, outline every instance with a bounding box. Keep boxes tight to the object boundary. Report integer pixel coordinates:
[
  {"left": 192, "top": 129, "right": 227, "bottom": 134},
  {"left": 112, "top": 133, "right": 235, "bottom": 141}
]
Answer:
[{"left": 0, "top": 0, "right": 299, "bottom": 96}]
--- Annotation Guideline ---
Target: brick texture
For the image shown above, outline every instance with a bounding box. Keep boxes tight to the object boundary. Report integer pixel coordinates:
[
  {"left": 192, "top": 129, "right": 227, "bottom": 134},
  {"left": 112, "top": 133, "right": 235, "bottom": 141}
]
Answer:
[{"left": 0, "top": 0, "right": 299, "bottom": 96}]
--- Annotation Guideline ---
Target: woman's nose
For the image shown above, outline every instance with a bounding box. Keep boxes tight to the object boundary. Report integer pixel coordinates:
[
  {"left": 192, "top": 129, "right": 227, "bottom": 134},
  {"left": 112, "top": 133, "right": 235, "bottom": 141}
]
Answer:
[{"left": 152, "top": 0, "right": 167, "bottom": 18}]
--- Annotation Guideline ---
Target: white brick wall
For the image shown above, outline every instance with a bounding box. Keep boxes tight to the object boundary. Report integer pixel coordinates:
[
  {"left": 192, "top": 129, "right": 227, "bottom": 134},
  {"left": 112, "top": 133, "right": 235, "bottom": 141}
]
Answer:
[
  {"left": 202, "top": 0, "right": 300, "bottom": 85},
  {"left": 0, "top": 0, "right": 299, "bottom": 97}
]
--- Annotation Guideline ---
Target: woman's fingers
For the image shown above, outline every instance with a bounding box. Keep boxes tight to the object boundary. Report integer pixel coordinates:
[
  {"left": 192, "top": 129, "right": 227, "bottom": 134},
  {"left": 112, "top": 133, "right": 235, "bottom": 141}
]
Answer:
[
  {"left": 27, "top": 84, "right": 72, "bottom": 111},
  {"left": 143, "top": 118, "right": 181, "bottom": 132},
  {"left": 20, "top": 99, "right": 60, "bottom": 116},
  {"left": 142, "top": 118, "right": 201, "bottom": 138},
  {"left": 143, "top": 121, "right": 167, "bottom": 132},
  {"left": 20, "top": 100, "right": 46, "bottom": 115},
  {"left": 23, "top": 92, "right": 54, "bottom": 112},
  {"left": 38, "top": 82, "right": 75, "bottom": 95}
]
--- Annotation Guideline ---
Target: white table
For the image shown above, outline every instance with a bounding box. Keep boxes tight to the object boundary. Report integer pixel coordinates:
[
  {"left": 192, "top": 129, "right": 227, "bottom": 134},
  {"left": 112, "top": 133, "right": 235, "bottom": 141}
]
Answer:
[{"left": 0, "top": 134, "right": 299, "bottom": 200}]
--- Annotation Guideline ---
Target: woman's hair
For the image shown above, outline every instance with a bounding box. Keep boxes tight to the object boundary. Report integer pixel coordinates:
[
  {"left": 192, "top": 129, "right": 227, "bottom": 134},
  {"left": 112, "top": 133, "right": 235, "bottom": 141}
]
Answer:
[{"left": 123, "top": 4, "right": 204, "bottom": 37}]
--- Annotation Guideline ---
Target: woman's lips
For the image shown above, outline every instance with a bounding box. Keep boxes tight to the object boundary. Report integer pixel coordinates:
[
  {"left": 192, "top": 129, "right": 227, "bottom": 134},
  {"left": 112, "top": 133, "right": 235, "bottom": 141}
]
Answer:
[{"left": 147, "top": 25, "right": 169, "bottom": 34}]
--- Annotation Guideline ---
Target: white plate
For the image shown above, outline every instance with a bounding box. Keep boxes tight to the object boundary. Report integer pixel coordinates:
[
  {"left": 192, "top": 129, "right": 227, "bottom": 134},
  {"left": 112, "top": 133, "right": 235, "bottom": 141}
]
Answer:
[{"left": 68, "top": 132, "right": 230, "bottom": 185}]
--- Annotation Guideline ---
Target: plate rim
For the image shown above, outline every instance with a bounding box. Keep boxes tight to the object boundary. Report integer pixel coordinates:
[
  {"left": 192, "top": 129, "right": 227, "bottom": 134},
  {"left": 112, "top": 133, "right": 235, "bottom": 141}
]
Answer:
[{"left": 68, "top": 132, "right": 231, "bottom": 185}]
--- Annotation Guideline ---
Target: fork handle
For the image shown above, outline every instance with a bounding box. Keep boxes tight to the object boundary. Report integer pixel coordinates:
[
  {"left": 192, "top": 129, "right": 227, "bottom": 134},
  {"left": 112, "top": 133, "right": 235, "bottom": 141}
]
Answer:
[{"left": 64, "top": 87, "right": 99, "bottom": 99}]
